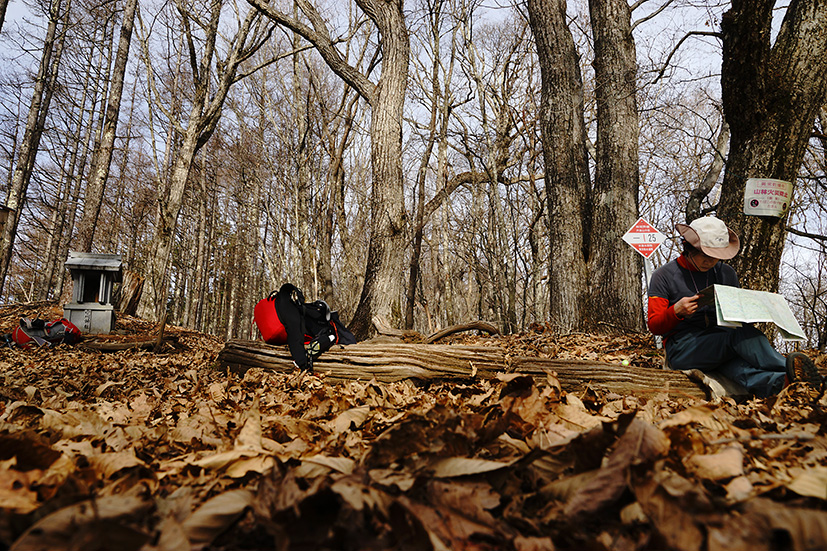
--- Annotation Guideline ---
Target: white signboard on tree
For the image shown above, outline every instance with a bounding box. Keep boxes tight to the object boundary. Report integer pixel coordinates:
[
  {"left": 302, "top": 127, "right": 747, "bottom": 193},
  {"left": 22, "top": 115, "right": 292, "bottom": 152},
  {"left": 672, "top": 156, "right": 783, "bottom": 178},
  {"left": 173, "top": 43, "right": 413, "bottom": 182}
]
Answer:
[
  {"left": 743, "top": 178, "right": 793, "bottom": 217},
  {"left": 622, "top": 217, "right": 665, "bottom": 259}
]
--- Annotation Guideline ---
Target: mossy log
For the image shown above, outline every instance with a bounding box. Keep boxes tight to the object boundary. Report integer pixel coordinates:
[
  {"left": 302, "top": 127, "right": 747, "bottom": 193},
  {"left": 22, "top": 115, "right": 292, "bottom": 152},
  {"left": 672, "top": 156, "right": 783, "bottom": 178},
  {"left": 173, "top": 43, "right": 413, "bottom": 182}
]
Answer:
[{"left": 218, "top": 339, "right": 707, "bottom": 399}]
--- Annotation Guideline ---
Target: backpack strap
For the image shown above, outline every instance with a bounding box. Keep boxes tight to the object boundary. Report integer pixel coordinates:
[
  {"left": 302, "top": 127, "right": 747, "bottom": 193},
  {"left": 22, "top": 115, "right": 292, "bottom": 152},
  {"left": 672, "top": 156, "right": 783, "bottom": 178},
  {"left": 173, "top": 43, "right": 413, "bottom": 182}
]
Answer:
[{"left": 274, "top": 283, "right": 311, "bottom": 370}]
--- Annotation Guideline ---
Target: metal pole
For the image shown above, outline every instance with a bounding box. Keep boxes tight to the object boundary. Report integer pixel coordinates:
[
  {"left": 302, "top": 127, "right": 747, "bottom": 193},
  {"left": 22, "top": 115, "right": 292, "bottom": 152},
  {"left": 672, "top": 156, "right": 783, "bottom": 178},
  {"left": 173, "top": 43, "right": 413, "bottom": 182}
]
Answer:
[{"left": 644, "top": 258, "right": 662, "bottom": 349}]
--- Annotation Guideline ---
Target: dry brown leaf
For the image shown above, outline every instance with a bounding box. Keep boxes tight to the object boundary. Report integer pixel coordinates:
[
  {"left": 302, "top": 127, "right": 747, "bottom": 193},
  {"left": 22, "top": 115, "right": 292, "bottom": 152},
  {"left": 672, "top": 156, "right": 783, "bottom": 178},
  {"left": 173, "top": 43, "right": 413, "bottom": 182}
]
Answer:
[
  {"left": 706, "top": 498, "right": 827, "bottom": 551},
  {"left": 331, "top": 476, "right": 393, "bottom": 515},
  {"left": 10, "top": 495, "right": 151, "bottom": 551},
  {"left": 724, "top": 475, "right": 754, "bottom": 502},
  {"left": 234, "top": 395, "right": 263, "bottom": 451},
  {"left": 94, "top": 380, "right": 125, "bottom": 397},
  {"left": 181, "top": 489, "right": 254, "bottom": 545},
  {"left": 538, "top": 469, "right": 601, "bottom": 503},
  {"left": 4, "top": 304, "right": 827, "bottom": 550},
  {"left": 302, "top": 454, "right": 356, "bottom": 475},
  {"left": 207, "top": 381, "right": 226, "bottom": 403},
  {"left": 553, "top": 394, "right": 609, "bottom": 431},
  {"left": 565, "top": 418, "right": 670, "bottom": 517},
  {"left": 685, "top": 446, "right": 744, "bottom": 481},
  {"left": 399, "top": 491, "right": 502, "bottom": 549},
  {"left": 785, "top": 466, "right": 827, "bottom": 499},
  {"left": 632, "top": 471, "right": 708, "bottom": 551},
  {"left": 368, "top": 468, "right": 417, "bottom": 491},
  {"left": 429, "top": 456, "right": 515, "bottom": 478},
  {"left": 0, "top": 461, "right": 41, "bottom": 514},
  {"left": 513, "top": 535, "right": 556, "bottom": 551},
  {"left": 88, "top": 449, "right": 146, "bottom": 479},
  {"left": 225, "top": 455, "right": 276, "bottom": 478},
  {"left": 152, "top": 516, "right": 191, "bottom": 551},
  {"left": 330, "top": 405, "right": 371, "bottom": 433}
]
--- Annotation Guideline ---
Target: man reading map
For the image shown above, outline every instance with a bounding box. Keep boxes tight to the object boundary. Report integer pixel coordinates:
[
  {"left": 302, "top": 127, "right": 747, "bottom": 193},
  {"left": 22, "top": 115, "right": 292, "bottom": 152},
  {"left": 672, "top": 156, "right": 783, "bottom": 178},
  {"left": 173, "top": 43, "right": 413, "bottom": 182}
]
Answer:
[{"left": 647, "top": 216, "right": 820, "bottom": 397}]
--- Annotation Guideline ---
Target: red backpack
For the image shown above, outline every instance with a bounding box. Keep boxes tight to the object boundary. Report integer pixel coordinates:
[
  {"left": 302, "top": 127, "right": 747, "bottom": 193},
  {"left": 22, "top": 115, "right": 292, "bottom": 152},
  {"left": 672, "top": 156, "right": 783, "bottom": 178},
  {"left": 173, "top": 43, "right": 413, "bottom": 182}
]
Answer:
[
  {"left": 11, "top": 318, "right": 82, "bottom": 348},
  {"left": 253, "top": 283, "right": 357, "bottom": 370}
]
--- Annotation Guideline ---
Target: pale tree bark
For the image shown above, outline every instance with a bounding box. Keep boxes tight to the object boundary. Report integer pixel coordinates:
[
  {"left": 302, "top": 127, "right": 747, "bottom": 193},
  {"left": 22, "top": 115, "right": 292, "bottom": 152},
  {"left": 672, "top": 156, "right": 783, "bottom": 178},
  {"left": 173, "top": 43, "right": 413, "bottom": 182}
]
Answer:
[
  {"left": 46, "top": 6, "right": 118, "bottom": 296},
  {"left": 291, "top": 11, "right": 315, "bottom": 296},
  {"left": 529, "top": 0, "right": 647, "bottom": 333},
  {"left": 316, "top": 85, "right": 359, "bottom": 305},
  {"left": 0, "top": 0, "right": 71, "bottom": 298},
  {"left": 459, "top": 15, "right": 534, "bottom": 333},
  {"left": 75, "top": 0, "right": 138, "bottom": 252},
  {"left": 54, "top": 69, "right": 104, "bottom": 300},
  {"left": 717, "top": 0, "right": 827, "bottom": 293},
  {"left": 249, "top": 0, "right": 410, "bottom": 339},
  {"left": 405, "top": 0, "right": 458, "bottom": 329},
  {"left": 136, "top": 1, "right": 273, "bottom": 321},
  {"left": 587, "top": 0, "right": 643, "bottom": 332},
  {"left": 527, "top": 0, "right": 592, "bottom": 333},
  {"left": 102, "top": 74, "right": 138, "bottom": 253},
  {"left": 686, "top": 119, "right": 730, "bottom": 221},
  {"left": 36, "top": 39, "right": 102, "bottom": 300},
  {"left": 183, "top": 158, "right": 210, "bottom": 329},
  {"left": 32, "top": 10, "right": 114, "bottom": 301}
]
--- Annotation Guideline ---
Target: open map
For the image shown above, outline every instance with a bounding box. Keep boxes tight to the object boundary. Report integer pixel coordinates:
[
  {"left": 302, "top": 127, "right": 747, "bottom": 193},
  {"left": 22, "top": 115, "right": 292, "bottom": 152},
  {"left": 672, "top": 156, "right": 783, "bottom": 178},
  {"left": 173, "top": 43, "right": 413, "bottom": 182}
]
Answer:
[{"left": 698, "top": 284, "right": 806, "bottom": 340}]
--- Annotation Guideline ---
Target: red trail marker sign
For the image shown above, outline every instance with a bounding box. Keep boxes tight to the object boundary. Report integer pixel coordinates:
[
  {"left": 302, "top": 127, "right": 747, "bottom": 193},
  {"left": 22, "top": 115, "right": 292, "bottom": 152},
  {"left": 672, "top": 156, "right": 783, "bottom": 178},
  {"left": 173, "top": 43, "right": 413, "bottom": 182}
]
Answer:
[{"left": 622, "top": 218, "right": 665, "bottom": 259}]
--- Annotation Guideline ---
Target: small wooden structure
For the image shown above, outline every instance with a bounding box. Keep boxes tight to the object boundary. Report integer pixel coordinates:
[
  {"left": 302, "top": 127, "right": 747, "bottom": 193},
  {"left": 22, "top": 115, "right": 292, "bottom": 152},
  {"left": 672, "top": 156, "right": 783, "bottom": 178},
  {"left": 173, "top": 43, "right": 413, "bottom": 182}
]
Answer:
[{"left": 63, "top": 252, "right": 123, "bottom": 334}]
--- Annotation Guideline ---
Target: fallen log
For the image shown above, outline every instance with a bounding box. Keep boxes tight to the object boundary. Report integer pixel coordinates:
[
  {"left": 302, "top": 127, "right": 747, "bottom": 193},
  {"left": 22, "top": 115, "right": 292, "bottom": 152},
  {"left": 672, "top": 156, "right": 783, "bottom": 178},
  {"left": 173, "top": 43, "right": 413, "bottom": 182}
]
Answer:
[{"left": 218, "top": 339, "right": 707, "bottom": 399}]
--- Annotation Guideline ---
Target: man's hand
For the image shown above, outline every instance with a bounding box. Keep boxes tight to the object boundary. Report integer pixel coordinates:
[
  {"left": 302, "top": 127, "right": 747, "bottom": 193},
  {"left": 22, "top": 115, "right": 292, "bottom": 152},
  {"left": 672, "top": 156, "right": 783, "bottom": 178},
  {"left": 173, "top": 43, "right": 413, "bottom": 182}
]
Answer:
[{"left": 673, "top": 295, "right": 699, "bottom": 318}]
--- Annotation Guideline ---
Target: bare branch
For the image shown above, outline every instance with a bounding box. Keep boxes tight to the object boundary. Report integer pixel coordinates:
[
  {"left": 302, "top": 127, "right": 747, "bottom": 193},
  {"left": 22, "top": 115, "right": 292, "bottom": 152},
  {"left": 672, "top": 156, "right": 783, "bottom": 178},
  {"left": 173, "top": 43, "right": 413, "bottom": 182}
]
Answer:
[
  {"left": 786, "top": 225, "right": 827, "bottom": 243},
  {"left": 650, "top": 30, "right": 722, "bottom": 86},
  {"left": 630, "top": 0, "right": 677, "bottom": 31},
  {"left": 246, "top": 0, "right": 377, "bottom": 103}
]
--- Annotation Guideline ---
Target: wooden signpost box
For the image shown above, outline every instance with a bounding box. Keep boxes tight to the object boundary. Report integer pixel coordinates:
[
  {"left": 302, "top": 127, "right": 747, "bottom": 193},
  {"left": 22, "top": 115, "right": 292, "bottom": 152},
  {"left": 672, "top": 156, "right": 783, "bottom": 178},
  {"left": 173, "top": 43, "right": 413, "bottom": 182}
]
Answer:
[{"left": 63, "top": 252, "right": 123, "bottom": 334}]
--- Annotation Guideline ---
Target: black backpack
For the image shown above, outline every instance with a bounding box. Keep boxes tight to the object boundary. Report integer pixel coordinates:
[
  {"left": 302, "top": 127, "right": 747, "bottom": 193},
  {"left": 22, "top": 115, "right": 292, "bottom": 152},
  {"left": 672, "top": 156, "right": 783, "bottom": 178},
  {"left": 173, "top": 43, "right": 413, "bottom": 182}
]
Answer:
[{"left": 256, "top": 283, "right": 357, "bottom": 371}]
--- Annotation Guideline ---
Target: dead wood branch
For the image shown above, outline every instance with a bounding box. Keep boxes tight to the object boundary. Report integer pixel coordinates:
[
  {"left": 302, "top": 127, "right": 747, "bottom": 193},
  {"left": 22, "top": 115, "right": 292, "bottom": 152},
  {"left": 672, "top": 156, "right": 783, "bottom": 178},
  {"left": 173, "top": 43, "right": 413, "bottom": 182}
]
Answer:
[
  {"left": 425, "top": 321, "right": 500, "bottom": 343},
  {"left": 80, "top": 335, "right": 178, "bottom": 352}
]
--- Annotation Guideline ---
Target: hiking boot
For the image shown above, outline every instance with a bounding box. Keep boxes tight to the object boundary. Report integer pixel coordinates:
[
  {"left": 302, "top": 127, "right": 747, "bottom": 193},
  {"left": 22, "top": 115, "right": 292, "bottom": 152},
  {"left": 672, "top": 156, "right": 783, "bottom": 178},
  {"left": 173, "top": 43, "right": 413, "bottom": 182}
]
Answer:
[{"left": 786, "top": 352, "right": 822, "bottom": 390}]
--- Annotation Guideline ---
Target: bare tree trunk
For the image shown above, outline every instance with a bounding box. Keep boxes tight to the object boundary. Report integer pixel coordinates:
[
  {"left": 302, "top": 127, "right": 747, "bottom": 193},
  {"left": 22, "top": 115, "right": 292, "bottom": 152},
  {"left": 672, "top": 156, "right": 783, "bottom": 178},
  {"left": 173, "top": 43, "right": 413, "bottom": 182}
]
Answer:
[
  {"left": 686, "top": 120, "right": 730, "bottom": 221},
  {"left": 527, "top": 0, "right": 592, "bottom": 333},
  {"left": 347, "top": 0, "right": 410, "bottom": 338},
  {"left": 0, "top": 0, "right": 70, "bottom": 298},
  {"left": 185, "top": 158, "right": 210, "bottom": 328},
  {"left": 36, "top": 45, "right": 102, "bottom": 301},
  {"left": 586, "top": 0, "right": 643, "bottom": 332},
  {"left": 292, "top": 14, "right": 314, "bottom": 296},
  {"left": 139, "top": 134, "right": 198, "bottom": 320},
  {"left": 137, "top": 2, "right": 270, "bottom": 321},
  {"left": 76, "top": 0, "right": 138, "bottom": 252},
  {"left": 405, "top": 2, "right": 442, "bottom": 329},
  {"left": 717, "top": 0, "right": 827, "bottom": 292},
  {"left": 435, "top": 125, "right": 451, "bottom": 329},
  {"left": 226, "top": 267, "right": 238, "bottom": 340},
  {"left": 103, "top": 72, "right": 138, "bottom": 253},
  {"left": 249, "top": 0, "right": 410, "bottom": 339},
  {"left": 0, "top": 0, "right": 9, "bottom": 35},
  {"left": 34, "top": 12, "right": 110, "bottom": 302},
  {"left": 317, "top": 89, "right": 358, "bottom": 305}
]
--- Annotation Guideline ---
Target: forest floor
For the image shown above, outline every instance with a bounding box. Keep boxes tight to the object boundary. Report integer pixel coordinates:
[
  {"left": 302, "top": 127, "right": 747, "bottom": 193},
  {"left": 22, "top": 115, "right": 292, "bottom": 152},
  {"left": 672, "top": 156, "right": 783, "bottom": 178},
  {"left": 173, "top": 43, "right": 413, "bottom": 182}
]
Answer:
[{"left": 2, "top": 301, "right": 827, "bottom": 551}]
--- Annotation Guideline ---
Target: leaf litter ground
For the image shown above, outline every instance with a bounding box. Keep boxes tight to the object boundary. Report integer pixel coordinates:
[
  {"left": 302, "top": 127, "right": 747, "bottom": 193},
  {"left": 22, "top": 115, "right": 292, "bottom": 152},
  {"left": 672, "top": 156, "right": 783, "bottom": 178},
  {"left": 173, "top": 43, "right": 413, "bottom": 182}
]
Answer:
[{"left": 2, "top": 303, "right": 827, "bottom": 551}]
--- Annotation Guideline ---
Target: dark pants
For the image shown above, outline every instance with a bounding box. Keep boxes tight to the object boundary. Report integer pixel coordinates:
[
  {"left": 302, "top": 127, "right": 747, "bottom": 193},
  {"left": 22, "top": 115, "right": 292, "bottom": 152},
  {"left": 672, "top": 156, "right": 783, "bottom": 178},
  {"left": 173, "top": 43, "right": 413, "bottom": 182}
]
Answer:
[{"left": 666, "top": 325, "right": 786, "bottom": 397}]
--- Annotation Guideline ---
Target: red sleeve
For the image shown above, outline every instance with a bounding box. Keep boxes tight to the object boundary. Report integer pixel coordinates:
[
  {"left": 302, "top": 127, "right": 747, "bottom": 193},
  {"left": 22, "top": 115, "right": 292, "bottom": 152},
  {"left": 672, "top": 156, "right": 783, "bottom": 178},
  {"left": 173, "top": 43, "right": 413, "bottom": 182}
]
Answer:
[{"left": 647, "top": 296, "right": 682, "bottom": 336}]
